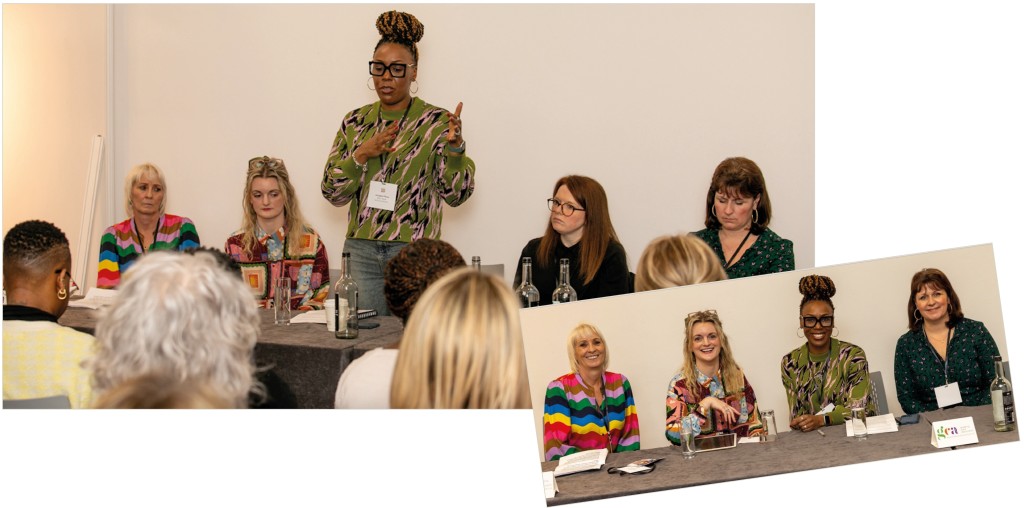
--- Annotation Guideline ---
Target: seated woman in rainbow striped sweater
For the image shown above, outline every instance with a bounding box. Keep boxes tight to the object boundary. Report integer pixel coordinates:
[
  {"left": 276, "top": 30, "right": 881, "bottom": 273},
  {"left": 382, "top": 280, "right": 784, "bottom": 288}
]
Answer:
[
  {"left": 542, "top": 323, "right": 640, "bottom": 461},
  {"left": 97, "top": 163, "right": 200, "bottom": 288}
]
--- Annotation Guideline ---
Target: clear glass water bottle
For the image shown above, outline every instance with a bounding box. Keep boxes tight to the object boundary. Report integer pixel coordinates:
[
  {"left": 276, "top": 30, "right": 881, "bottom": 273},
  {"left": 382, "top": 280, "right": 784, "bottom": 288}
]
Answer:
[
  {"left": 472, "top": 256, "right": 481, "bottom": 271},
  {"left": 991, "top": 356, "right": 1015, "bottom": 431},
  {"left": 334, "top": 252, "right": 359, "bottom": 339},
  {"left": 515, "top": 257, "right": 540, "bottom": 308},
  {"left": 551, "top": 258, "right": 577, "bottom": 304}
]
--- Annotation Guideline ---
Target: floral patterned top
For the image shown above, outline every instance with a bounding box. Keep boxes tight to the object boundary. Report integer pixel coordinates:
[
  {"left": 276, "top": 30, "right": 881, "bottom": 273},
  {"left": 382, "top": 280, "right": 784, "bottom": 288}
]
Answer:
[
  {"left": 224, "top": 224, "right": 330, "bottom": 310},
  {"left": 894, "top": 317, "right": 1000, "bottom": 414},
  {"left": 781, "top": 339, "right": 877, "bottom": 425},
  {"left": 665, "top": 368, "right": 765, "bottom": 444},
  {"left": 692, "top": 227, "right": 794, "bottom": 279}
]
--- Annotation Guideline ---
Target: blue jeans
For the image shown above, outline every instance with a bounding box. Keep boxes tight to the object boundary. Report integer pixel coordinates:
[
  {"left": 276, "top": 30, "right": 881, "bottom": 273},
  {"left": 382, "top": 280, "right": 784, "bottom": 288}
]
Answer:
[{"left": 343, "top": 238, "right": 408, "bottom": 317}]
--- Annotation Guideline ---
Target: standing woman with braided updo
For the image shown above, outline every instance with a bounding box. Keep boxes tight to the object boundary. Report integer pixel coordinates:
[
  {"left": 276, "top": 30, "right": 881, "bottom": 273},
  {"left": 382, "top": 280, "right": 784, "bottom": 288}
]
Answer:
[
  {"left": 781, "top": 275, "right": 876, "bottom": 433},
  {"left": 322, "top": 11, "right": 475, "bottom": 317}
]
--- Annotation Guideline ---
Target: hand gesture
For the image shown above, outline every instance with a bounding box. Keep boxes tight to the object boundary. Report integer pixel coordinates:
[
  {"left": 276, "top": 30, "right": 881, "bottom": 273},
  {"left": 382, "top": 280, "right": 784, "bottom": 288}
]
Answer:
[
  {"left": 447, "top": 102, "right": 464, "bottom": 146},
  {"left": 702, "top": 397, "right": 740, "bottom": 426},
  {"left": 789, "top": 414, "right": 825, "bottom": 432},
  {"left": 354, "top": 122, "right": 400, "bottom": 163}
]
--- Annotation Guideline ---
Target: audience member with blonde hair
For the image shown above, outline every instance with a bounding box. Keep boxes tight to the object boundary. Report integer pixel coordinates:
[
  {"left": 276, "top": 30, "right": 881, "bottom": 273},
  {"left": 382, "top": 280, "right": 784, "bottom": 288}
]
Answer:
[
  {"left": 635, "top": 234, "right": 727, "bottom": 291},
  {"left": 89, "top": 250, "right": 262, "bottom": 408},
  {"left": 94, "top": 373, "right": 232, "bottom": 409},
  {"left": 334, "top": 239, "right": 466, "bottom": 409},
  {"left": 97, "top": 162, "right": 201, "bottom": 288},
  {"left": 390, "top": 268, "right": 530, "bottom": 409},
  {"left": 542, "top": 323, "right": 640, "bottom": 461}
]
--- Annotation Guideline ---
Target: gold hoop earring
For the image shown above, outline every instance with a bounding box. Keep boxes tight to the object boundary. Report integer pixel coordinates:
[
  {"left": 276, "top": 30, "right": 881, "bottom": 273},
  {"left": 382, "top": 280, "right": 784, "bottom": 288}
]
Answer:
[
  {"left": 367, "top": 77, "right": 376, "bottom": 91},
  {"left": 711, "top": 206, "right": 718, "bottom": 218},
  {"left": 913, "top": 309, "right": 922, "bottom": 323},
  {"left": 831, "top": 326, "right": 839, "bottom": 339},
  {"left": 797, "top": 328, "right": 805, "bottom": 339},
  {"left": 410, "top": 80, "right": 419, "bottom": 95},
  {"left": 753, "top": 208, "right": 759, "bottom": 224},
  {"left": 58, "top": 287, "right": 68, "bottom": 301}
]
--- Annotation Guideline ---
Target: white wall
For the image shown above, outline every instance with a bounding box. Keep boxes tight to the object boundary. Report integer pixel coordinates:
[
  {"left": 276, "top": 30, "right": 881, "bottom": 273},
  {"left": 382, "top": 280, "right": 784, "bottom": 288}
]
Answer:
[
  {"left": 108, "top": 3, "right": 813, "bottom": 286},
  {"left": 2, "top": 4, "right": 110, "bottom": 287},
  {"left": 523, "top": 244, "right": 1007, "bottom": 457}
]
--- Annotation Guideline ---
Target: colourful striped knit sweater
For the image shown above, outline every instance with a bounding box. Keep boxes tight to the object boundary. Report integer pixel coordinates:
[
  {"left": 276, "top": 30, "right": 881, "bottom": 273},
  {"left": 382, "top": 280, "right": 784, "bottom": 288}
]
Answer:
[
  {"left": 97, "top": 214, "right": 200, "bottom": 288},
  {"left": 321, "top": 97, "right": 475, "bottom": 242},
  {"left": 543, "top": 371, "right": 640, "bottom": 462}
]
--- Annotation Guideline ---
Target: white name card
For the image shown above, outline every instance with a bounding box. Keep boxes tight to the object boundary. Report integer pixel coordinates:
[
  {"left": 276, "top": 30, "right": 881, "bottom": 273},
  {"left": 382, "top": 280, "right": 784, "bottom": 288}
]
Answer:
[
  {"left": 542, "top": 471, "right": 558, "bottom": 499},
  {"left": 930, "top": 416, "right": 979, "bottom": 448}
]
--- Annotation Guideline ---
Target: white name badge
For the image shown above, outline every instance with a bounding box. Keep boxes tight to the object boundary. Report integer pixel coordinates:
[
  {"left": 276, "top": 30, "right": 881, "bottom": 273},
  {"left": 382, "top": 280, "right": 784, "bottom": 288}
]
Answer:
[
  {"left": 934, "top": 382, "right": 963, "bottom": 408},
  {"left": 367, "top": 181, "right": 397, "bottom": 211},
  {"left": 930, "top": 416, "right": 979, "bottom": 448}
]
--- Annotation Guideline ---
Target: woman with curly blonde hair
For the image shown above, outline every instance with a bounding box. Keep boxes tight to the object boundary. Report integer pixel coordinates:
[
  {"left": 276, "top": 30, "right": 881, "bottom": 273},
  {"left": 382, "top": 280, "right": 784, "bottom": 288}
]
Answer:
[{"left": 665, "top": 310, "right": 764, "bottom": 442}]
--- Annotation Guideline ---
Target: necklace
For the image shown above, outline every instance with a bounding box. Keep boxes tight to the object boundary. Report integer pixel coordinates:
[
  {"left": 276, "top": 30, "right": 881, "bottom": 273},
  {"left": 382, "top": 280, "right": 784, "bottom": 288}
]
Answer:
[{"left": 722, "top": 228, "right": 754, "bottom": 268}]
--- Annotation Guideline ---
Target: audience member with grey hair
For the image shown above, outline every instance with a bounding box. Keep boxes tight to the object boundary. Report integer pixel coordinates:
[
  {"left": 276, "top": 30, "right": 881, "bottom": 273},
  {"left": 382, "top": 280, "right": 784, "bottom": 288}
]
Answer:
[{"left": 89, "top": 250, "right": 261, "bottom": 408}]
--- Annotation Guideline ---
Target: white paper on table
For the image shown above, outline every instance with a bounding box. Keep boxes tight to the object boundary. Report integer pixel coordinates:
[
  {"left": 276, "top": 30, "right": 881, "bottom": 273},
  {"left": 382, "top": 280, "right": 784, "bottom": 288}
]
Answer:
[
  {"left": 845, "top": 413, "right": 899, "bottom": 436},
  {"left": 289, "top": 310, "right": 327, "bottom": 324},
  {"left": 542, "top": 471, "right": 558, "bottom": 499},
  {"left": 68, "top": 287, "right": 119, "bottom": 309},
  {"left": 738, "top": 436, "right": 761, "bottom": 444}
]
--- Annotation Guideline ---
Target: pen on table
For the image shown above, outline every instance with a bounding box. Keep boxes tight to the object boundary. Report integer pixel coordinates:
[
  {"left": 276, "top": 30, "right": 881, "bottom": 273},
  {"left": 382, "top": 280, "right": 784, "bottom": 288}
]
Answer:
[{"left": 817, "top": 429, "right": 826, "bottom": 437}]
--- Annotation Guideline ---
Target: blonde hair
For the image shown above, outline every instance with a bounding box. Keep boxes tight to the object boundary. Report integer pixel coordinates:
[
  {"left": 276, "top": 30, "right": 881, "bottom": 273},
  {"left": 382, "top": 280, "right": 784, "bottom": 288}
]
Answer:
[
  {"left": 566, "top": 323, "right": 610, "bottom": 373},
  {"left": 239, "top": 156, "right": 307, "bottom": 257},
  {"left": 635, "top": 234, "right": 727, "bottom": 291},
  {"left": 680, "top": 310, "right": 745, "bottom": 397},
  {"left": 94, "top": 373, "right": 233, "bottom": 409},
  {"left": 124, "top": 163, "right": 167, "bottom": 217},
  {"left": 390, "top": 268, "right": 531, "bottom": 409}
]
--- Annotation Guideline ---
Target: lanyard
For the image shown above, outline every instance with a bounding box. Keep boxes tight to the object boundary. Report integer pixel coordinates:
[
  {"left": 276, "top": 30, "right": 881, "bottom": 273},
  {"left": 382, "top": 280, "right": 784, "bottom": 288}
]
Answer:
[
  {"left": 924, "top": 325, "right": 954, "bottom": 384},
  {"left": 724, "top": 228, "right": 754, "bottom": 269},
  {"left": 578, "top": 372, "right": 612, "bottom": 451},
  {"left": 375, "top": 98, "right": 413, "bottom": 181},
  {"left": 132, "top": 215, "right": 162, "bottom": 253}
]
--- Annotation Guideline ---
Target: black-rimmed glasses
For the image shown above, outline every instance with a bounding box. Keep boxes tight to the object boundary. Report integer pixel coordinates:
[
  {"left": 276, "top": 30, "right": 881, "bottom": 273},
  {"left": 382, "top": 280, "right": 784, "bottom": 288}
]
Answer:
[
  {"left": 369, "top": 61, "right": 415, "bottom": 78},
  {"left": 547, "top": 198, "right": 585, "bottom": 217},
  {"left": 801, "top": 315, "right": 834, "bottom": 328}
]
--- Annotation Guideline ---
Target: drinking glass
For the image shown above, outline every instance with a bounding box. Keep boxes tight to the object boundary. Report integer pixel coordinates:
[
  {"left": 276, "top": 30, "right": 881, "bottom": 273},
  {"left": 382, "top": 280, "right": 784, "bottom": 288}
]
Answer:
[
  {"left": 760, "top": 409, "right": 778, "bottom": 442},
  {"left": 851, "top": 407, "right": 868, "bottom": 440},
  {"left": 273, "top": 277, "right": 291, "bottom": 325},
  {"left": 680, "top": 425, "right": 697, "bottom": 459}
]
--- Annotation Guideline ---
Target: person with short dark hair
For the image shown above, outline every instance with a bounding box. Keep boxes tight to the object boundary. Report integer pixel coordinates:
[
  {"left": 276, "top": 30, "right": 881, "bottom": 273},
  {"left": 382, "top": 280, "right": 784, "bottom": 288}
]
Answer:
[
  {"left": 514, "top": 175, "right": 630, "bottom": 304},
  {"left": 322, "top": 10, "right": 475, "bottom": 317},
  {"left": 334, "top": 239, "right": 466, "bottom": 409},
  {"left": 3, "top": 220, "right": 95, "bottom": 408},
  {"left": 692, "top": 157, "right": 793, "bottom": 279},
  {"left": 894, "top": 268, "right": 1001, "bottom": 414},
  {"left": 782, "top": 275, "right": 876, "bottom": 433}
]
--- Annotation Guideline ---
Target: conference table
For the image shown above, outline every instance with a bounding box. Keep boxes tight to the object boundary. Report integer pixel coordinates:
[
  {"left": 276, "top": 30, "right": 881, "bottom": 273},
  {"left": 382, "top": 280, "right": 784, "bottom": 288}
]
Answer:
[
  {"left": 540, "top": 404, "right": 1019, "bottom": 505},
  {"left": 59, "top": 306, "right": 404, "bottom": 409}
]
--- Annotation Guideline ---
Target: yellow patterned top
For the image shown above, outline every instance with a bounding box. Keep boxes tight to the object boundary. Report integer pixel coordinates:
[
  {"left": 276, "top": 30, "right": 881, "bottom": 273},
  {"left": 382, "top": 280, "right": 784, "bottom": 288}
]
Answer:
[{"left": 3, "top": 320, "right": 96, "bottom": 409}]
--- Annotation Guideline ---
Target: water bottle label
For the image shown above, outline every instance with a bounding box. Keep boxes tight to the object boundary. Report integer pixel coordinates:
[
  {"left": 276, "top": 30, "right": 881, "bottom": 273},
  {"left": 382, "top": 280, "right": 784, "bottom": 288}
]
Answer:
[{"left": 1003, "top": 391, "right": 1015, "bottom": 424}]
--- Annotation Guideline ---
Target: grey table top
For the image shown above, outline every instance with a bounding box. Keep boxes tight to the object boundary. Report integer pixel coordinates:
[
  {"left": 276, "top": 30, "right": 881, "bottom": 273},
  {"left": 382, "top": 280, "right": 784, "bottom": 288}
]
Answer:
[{"left": 540, "top": 404, "right": 1019, "bottom": 506}]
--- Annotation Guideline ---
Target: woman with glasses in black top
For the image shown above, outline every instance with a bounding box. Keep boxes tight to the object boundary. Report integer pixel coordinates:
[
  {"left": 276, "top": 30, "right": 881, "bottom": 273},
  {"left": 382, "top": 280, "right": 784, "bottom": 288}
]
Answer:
[{"left": 513, "top": 175, "right": 630, "bottom": 305}]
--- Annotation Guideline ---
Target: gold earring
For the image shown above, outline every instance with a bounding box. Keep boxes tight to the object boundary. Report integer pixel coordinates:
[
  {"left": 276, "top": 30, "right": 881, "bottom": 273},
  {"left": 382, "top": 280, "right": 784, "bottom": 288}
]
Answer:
[{"left": 58, "top": 287, "right": 68, "bottom": 300}]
